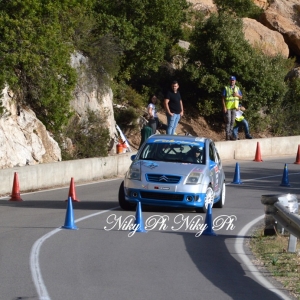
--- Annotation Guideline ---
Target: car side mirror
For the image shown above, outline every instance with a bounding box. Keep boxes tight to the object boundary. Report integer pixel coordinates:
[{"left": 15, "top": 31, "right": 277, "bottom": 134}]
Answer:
[{"left": 130, "top": 155, "right": 136, "bottom": 161}]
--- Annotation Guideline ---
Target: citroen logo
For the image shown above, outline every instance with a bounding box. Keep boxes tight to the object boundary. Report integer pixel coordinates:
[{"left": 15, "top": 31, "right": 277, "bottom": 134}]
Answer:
[
  {"left": 159, "top": 175, "right": 168, "bottom": 182},
  {"left": 146, "top": 162, "right": 158, "bottom": 169}
]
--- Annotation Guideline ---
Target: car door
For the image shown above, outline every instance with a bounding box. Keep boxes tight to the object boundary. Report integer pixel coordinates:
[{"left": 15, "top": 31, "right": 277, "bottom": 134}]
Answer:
[{"left": 208, "top": 142, "right": 222, "bottom": 197}]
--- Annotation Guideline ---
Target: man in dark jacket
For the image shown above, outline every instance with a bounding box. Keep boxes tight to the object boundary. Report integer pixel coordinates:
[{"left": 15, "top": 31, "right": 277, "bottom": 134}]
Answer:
[{"left": 164, "top": 81, "right": 184, "bottom": 135}]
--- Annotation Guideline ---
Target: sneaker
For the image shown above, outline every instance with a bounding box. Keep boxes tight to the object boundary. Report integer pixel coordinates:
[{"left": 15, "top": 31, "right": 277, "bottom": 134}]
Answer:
[
  {"left": 246, "top": 135, "right": 252, "bottom": 139},
  {"left": 230, "top": 136, "right": 237, "bottom": 141}
]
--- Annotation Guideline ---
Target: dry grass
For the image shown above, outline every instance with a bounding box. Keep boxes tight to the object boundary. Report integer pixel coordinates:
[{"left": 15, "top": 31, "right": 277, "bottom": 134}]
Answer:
[{"left": 249, "top": 226, "right": 300, "bottom": 299}]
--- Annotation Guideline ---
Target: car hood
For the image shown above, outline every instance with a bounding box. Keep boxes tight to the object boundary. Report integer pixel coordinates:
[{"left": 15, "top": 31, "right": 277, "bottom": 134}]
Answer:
[{"left": 139, "top": 160, "right": 206, "bottom": 175}]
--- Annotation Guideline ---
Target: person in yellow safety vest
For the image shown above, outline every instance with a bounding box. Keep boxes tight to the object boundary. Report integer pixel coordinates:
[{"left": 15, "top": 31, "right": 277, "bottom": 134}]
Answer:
[
  {"left": 232, "top": 104, "right": 253, "bottom": 140},
  {"left": 221, "top": 76, "right": 242, "bottom": 140}
]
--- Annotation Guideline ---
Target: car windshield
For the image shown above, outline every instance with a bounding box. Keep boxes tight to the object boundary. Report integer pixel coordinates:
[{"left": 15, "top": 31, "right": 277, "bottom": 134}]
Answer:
[{"left": 138, "top": 142, "right": 205, "bottom": 164}]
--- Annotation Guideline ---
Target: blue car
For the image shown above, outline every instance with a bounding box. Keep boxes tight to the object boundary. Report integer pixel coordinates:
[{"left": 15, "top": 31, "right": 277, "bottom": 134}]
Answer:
[{"left": 119, "top": 135, "right": 226, "bottom": 213}]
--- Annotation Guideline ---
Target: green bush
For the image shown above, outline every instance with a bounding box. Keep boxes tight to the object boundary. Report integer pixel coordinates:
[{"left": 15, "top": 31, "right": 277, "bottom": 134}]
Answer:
[
  {"left": 59, "top": 109, "right": 110, "bottom": 160},
  {"left": 113, "top": 83, "right": 145, "bottom": 108},
  {"left": 114, "top": 106, "right": 139, "bottom": 132},
  {"left": 214, "top": 0, "right": 263, "bottom": 19}
]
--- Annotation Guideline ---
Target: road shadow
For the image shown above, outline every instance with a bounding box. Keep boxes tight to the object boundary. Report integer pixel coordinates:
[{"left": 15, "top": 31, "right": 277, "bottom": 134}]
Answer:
[
  {"left": 0, "top": 199, "right": 119, "bottom": 210},
  {"left": 171, "top": 230, "right": 296, "bottom": 300}
]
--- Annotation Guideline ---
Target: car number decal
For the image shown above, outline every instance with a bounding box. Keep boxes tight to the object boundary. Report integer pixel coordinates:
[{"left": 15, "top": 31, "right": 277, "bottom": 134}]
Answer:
[
  {"left": 154, "top": 186, "right": 170, "bottom": 190},
  {"left": 193, "top": 167, "right": 204, "bottom": 172},
  {"left": 153, "top": 139, "right": 204, "bottom": 147}
]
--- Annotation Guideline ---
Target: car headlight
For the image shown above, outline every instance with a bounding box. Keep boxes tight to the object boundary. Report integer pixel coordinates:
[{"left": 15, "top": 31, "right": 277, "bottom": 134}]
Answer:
[
  {"left": 127, "top": 162, "right": 141, "bottom": 180},
  {"left": 185, "top": 172, "right": 203, "bottom": 185}
]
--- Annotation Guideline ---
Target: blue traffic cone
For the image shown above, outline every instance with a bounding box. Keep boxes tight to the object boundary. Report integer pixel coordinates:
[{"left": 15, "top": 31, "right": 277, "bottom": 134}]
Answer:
[
  {"left": 202, "top": 203, "right": 217, "bottom": 236},
  {"left": 61, "top": 196, "right": 78, "bottom": 230},
  {"left": 132, "top": 201, "right": 147, "bottom": 233},
  {"left": 231, "top": 162, "right": 242, "bottom": 184},
  {"left": 280, "top": 163, "right": 290, "bottom": 187}
]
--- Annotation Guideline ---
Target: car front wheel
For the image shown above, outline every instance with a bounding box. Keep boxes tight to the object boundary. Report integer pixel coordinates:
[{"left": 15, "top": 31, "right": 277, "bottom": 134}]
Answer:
[
  {"left": 118, "top": 181, "right": 135, "bottom": 210},
  {"left": 195, "top": 185, "right": 214, "bottom": 213}
]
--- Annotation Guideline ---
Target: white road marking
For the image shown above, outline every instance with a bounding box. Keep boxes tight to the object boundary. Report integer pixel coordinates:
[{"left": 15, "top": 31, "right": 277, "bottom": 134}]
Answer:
[
  {"left": 30, "top": 207, "right": 119, "bottom": 300},
  {"left": 235, "top": 215, "right": 292, "bottom": 300}
]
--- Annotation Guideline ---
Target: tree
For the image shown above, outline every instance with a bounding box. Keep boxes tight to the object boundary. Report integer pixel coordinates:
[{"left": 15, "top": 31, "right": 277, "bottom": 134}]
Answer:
[
  {"left": 0, "top": 0, "right": 93, "bottom": 132},
  {"left": 183, "top": 12, "right": 293, "bottom": 132},
  {"left": 93, "top": 0, "right": 189, "bottom": 85}
]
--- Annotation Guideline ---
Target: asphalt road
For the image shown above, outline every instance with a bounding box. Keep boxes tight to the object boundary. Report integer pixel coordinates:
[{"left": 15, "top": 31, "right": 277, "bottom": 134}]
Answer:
[{"left": 0, "top": 156, "right": 299, "bottom": 300}]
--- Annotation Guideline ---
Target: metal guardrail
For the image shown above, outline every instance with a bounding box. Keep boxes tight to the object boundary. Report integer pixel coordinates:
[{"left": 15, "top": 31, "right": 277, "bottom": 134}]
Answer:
[
  {"left": 273, "top": 202, "right": 300, "bottom": 239},
  {"left": 261, "top": 194, "right": 299, "bottom": 252}
]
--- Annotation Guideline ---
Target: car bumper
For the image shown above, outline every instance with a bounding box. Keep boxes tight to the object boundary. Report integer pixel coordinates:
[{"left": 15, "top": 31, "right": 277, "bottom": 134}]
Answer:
[{"left": 124, "top": 187, "right": 208, "bottom": 208}]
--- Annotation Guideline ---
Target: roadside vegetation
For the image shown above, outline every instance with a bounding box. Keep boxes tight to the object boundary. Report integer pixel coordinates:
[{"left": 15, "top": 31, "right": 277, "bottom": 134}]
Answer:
[
  {"left": 250, "top": 225, "right": 300, "bottom": 299},
  {"left": 0, "top": 0, "right": 299, "bottom": 157}
]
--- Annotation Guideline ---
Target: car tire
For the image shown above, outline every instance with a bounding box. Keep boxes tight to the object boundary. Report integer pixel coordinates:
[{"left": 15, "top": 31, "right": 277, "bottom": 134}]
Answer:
[
  {"left": 214, "top": 182, "right": 225, "bottom": 208},
  {"left": 195, "top": 185, "right": 214, "bottom": 213},
  {"left": 118, "top": 181, "right": 135, "bottom": 211}
]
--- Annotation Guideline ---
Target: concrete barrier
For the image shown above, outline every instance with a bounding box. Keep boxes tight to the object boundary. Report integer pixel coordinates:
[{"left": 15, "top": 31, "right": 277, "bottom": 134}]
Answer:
[
  {"left": 0, "top": 153, "right": 133, "bottom": 196},
  {"left": 1, "top": 136, "right": 299, "bottom": 196},
  {"left": 215, "top": 136, "right": 300, "bottom": 160}
]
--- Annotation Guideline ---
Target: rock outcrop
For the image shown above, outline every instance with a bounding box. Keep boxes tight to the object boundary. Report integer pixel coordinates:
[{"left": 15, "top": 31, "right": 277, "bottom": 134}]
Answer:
[
  {"left": 0, "top": 52, "right": 118, "bottom": 169},
  {"left": 187, "top": 0, "right": 217, "bottom": 15},
  {"left": 253, "top": 0, "right": 269, "bottom": 10},
  {"left": 0, "top": 86, "right": 61, "bottom": 169},
  {"left": 259, "top": 0, "right": 300, "bottom": 56},
  {"left": 243, "top": 17, "right": 289, "bottom": 57},
  {"left": 70, "top": 52, "right": 117, "bottom": 153},
  {"left": 285, "top": 63, "right": 300, "bottom": 79}
]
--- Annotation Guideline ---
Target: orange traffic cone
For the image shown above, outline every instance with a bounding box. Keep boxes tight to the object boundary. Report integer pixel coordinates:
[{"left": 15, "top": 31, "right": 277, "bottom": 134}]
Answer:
[
  {"left": 65, "top": 177, "right": 80, "bottom": 202},
  {"left": 9, "top": 172, "right": 23, "bottom": 201},
  {"left": 294, "top": 145, "right": 300, "bottom": 164},
  {"left": 253, "top": 142, "right": 263, "bottom": 162}
]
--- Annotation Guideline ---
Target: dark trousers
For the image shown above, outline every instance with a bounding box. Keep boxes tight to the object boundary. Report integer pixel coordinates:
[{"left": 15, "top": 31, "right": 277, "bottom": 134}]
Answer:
[
  {"left": 225, "top": 109, "right": 236, "bottom": 138},
  {"left": 148, "top": 117, "right": 159, "bottom": 134}
]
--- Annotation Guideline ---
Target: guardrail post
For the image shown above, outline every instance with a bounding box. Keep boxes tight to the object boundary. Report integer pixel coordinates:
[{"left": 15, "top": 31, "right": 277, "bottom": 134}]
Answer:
[{"left": 288, "top": 234, "right": 297, "bottom": 253}]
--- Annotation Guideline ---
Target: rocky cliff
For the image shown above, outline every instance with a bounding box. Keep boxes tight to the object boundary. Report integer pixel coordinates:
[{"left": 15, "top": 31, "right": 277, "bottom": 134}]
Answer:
[
  {"left": 0, "top": 53, "right": 117, "bottom": 169},
  {"left": 0, "top": 86, "right": 61, "bottom": 168},
  {"left": 189, "top": 0, "right": 300, "bottom": 59},
  {"left": 0, "top": 0, "right": 299, "bottom": 168}
]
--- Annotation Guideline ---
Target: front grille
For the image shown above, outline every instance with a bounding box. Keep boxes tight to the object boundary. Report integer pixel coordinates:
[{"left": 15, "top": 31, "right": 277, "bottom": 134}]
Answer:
[
  {"left": 146, "top": 174, "right": 181, "bottom": 184},
  {"left": 140, "top": 192, "right": 184, "bottom": 201}
]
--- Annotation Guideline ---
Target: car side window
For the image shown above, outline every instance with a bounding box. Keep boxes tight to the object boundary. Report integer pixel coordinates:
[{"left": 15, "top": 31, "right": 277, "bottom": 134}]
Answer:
[
  {"left": 209, "top": 143, "right": 216, "bottom": 162},
  {"left": 212, "top": 143, "right": 219, "bottom": 164},
  {"left": 215, "top": 148, "right": 221, "bottom": 164}
]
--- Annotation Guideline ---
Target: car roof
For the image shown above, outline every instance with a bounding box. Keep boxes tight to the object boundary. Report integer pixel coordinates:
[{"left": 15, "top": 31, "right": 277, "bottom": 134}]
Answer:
[{"left": 146, "top": 134, "right": 211, "bottom": 144}]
